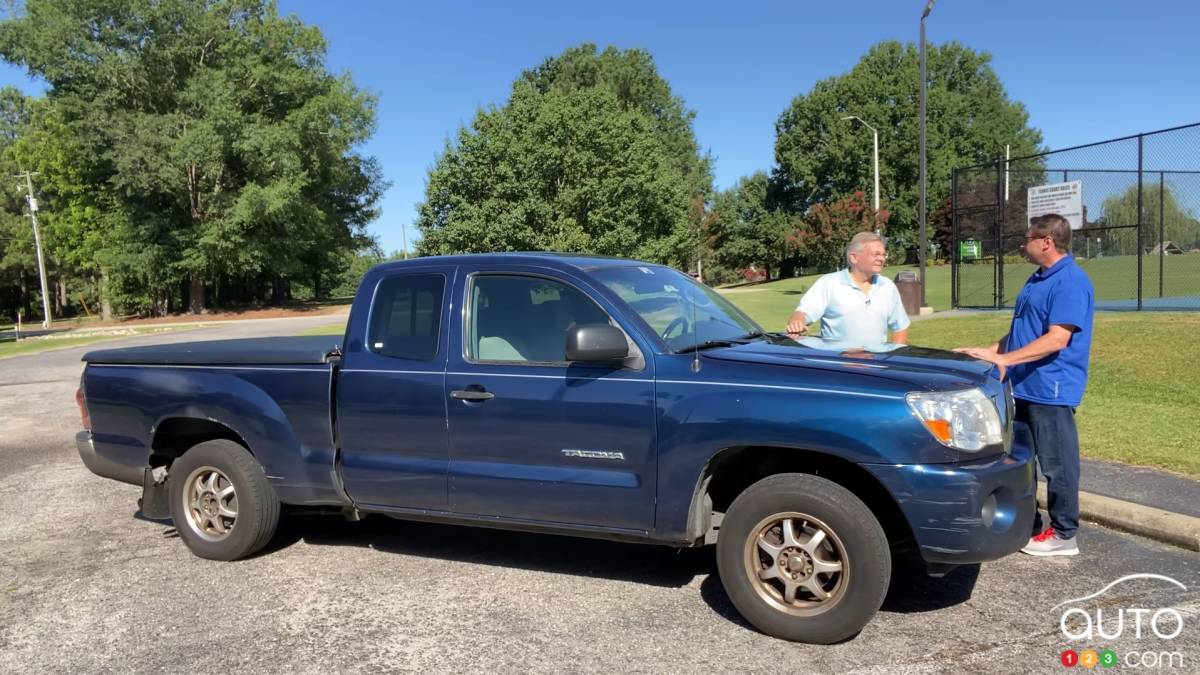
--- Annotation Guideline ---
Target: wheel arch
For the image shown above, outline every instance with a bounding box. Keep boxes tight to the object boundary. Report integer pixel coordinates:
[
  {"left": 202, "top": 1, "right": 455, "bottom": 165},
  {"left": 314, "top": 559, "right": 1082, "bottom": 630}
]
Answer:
[
  {"left": 150, "top": 417, "right": 252, "bottom": 469},
  {"left": 686, "top": 445, "right": 915, "bottom": 550}
]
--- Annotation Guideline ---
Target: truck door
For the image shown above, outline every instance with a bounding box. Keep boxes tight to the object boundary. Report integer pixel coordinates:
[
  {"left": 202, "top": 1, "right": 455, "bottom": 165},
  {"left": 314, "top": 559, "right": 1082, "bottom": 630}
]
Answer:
[
  {"left": 444, "top": 267, "right": 657, "bottom": 532},
  {"left": 337, "top": 266, "right": 454, "bottom": 511}
]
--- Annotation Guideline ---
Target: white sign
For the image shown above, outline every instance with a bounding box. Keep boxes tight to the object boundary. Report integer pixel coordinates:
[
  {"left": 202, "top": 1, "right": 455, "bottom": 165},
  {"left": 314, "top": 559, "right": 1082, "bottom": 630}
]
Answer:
[{"left": 1027, "top": 180, "right": 1083, "bottom": 230}]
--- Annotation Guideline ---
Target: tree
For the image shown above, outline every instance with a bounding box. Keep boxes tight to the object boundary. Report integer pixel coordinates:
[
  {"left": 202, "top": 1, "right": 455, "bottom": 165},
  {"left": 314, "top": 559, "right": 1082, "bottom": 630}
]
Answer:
[
  {"left": 1095, "top": 182, "right": 1200, "bottom": 254},
  {"left": 773, "top": 41, "right": 1042, "bottom": 251},
  {"left": 416, "top": 44, "right": 711, "bottom": 268},
  {"left": 0, "top": 86, "right": 36, "bottom": 322},
  {"left": 0, "top": 0, "right": 385, "bottom": 315},
  {"left": 707, "top": 172, "right": 796, "bottom": 280},
  {"left": 789, "top": 191, "right": 889, "bottom": 272}
]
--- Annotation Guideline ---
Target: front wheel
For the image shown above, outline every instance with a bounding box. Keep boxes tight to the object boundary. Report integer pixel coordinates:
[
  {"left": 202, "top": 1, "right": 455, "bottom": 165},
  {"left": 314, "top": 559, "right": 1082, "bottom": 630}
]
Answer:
[
  {"left": 715, "top": 473, "right": 891, "bottom": 643},
  {"left": 168, "top": 439, "right": 280, "bottom": 561}
]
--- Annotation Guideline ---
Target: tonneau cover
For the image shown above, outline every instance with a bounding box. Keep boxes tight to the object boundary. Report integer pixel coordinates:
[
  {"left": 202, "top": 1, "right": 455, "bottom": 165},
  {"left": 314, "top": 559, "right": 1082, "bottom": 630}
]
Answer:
[{"left": 82, "top": 336, "right": 340, "bottom": 366}]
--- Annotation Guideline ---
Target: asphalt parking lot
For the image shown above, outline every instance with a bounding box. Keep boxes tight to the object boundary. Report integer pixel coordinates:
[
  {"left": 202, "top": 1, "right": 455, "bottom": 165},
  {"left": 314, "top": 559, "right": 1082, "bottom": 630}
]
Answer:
[{"left": 1, "top": 318, "right": 1197, "bottom": 673}]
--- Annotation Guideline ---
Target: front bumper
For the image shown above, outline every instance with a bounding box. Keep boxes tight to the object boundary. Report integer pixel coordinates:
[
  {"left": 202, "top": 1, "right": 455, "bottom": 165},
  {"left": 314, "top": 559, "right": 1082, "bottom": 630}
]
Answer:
[
  {"left": 76, "top": 431, "right": 143, "bottom": 485},
  {"left": 864, "top": 428, "right": 1037, "bottom": 565}
]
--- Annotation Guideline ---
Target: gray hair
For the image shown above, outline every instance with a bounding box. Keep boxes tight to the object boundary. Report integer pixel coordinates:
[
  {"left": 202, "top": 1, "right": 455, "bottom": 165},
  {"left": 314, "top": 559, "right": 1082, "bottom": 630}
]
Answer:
[{"left": 846, "top": 231, "right": 884, "bottom": 265}]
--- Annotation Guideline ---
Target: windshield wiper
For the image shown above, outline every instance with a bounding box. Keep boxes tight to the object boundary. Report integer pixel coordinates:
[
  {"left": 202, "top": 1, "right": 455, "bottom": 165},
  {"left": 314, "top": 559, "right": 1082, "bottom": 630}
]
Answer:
[
  {"left": 673, "top": 338, "right": 738, "bottom": 354},
  {"left": 733, "top": 331, "right": 774, "bottom": 341},
  {"left": 673, "top": 332, "right": 771, "bottom": 354}
]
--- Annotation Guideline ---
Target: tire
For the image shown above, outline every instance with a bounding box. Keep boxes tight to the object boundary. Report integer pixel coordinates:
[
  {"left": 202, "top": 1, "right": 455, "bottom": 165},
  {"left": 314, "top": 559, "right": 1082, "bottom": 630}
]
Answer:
[
  {"left": 715, "top": 473, "right": 891, "bottom": 644},
  {"left": 168, "top": 439, "right": 280, "bottom": 561}
]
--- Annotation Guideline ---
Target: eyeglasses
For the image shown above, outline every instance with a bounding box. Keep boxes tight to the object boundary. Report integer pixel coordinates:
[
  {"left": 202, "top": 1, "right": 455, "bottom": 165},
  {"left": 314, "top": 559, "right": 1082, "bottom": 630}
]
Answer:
[{"left": 1024, "top": 234, "right": 1050, "bottom": 243}]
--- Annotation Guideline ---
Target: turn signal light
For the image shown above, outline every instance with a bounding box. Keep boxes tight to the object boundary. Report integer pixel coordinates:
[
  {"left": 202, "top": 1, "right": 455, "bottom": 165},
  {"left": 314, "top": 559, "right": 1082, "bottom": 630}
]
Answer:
[{"left": 921, "top": 419, "right": 952, "bottom": 444}]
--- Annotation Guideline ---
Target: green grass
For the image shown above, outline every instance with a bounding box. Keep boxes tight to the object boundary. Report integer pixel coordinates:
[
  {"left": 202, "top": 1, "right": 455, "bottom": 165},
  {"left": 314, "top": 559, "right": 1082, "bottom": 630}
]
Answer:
[
  {"left": 958, "top": 254, "right": 1200, "bottom": 307},
  {"left": 722, "top": 263, "right": 953, "bottom": 329},
  {"left": 0, "top": 326, "right": 199, "bottom": 359},
  {"left": 297, "top": 323, "right": 346, "bottom": 336},
  {"left": 909, "top": 312, "right": 1200, "bottom": 479}
]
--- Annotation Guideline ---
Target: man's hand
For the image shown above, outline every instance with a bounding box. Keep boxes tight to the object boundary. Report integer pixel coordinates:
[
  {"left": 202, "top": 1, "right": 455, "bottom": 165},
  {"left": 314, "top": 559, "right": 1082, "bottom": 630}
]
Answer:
[
  {"left": 954, "top": 346, "right": 1008, "bottom": 380},
  {"left": 785, "top": 310, "right": 808, "bottom": 335},
  {"left": 954, "top": 346, "right": 997, "bottom": 360}
]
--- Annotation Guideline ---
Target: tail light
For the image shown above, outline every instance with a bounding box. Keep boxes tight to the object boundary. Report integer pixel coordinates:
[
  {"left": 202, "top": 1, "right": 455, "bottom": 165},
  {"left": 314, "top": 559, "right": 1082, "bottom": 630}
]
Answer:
[{"left": 75, "top": 386, "right": 91, "bottom": 431}]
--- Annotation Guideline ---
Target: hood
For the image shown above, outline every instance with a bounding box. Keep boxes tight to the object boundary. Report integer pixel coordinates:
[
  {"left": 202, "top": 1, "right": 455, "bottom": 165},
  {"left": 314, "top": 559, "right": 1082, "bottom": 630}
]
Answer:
[{"left": 702, "top": 336, "right": 997, "bottom": 390}]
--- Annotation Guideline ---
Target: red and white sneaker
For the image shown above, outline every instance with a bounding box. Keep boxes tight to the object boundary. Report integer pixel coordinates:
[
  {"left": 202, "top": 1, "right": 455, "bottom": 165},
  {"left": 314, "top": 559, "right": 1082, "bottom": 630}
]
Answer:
[{"left": 1021, "top": 528, "right": 1079, "bottom": 556}]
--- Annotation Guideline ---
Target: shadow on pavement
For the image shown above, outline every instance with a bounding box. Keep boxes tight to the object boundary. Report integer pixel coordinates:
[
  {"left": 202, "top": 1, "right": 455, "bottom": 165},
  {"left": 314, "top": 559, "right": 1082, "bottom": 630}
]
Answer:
[
  {"left": 880, "top": 551, "right": 980, "bottom": 613},
  {"left": 249, "top": 513, "right": 979, "bottom": 625},
  {"left": 263, "top": 513, "right": 716, "bottom": 588}
]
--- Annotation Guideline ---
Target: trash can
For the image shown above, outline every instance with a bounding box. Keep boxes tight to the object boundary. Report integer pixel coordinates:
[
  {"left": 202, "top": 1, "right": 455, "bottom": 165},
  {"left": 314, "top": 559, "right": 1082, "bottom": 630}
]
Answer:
[{"left": 893, "top": 271, "right": 922, "bottom": 316}]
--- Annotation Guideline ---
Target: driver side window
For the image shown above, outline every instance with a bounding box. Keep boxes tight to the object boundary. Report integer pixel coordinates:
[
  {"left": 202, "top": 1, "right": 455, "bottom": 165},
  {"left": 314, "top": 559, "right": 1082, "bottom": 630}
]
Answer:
[{"left": 468, "top": 275, "right": 613, "bottom": 363}]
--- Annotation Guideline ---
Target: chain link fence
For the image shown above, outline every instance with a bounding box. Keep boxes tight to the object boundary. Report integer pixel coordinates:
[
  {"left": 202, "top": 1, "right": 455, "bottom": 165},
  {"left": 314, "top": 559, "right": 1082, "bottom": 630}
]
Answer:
[{"left": 952, "top": 123, "right": 1200, "bottom": 310}]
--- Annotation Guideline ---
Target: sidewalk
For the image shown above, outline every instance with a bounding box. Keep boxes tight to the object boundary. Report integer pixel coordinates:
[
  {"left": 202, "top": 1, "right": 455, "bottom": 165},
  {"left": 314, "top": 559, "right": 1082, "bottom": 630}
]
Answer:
[
  {"left": 1080, "top": 458, "right": 1200, "bottom": 520},
  {"left": 1038, "top": 457, "right": 1200, "bottom": 551}
]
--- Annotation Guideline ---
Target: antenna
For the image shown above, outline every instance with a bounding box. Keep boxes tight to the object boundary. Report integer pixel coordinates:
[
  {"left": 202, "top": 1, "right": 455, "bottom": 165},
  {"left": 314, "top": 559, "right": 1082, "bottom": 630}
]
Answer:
[{"left": 690, "top": 277, "right": 701, "bottom": 373}]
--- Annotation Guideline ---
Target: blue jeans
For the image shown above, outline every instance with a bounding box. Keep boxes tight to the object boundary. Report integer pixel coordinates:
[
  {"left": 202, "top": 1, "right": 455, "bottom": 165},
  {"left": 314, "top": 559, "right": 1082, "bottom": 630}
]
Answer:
[{"left": 1016, "top": 399, "right": 1080, "bottom": 540}]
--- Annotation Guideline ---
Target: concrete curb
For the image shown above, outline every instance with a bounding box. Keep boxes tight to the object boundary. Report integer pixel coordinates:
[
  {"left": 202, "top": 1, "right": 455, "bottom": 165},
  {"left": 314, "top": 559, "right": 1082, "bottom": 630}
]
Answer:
[{"left": 1037, "top": 484, "right": 1200, "bottom": 552}]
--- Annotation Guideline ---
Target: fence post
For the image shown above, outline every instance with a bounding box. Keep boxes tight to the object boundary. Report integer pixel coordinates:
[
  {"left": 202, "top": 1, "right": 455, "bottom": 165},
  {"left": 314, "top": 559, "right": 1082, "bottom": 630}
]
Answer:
[
  {"left": 995, "top": 159, "right": 1004, "bottom": 309},
  {"left": 1137, "top": 134, "right": 1144, "bottom": 310},
  {"left": 951, "top": 169, "right": 958, "bottom": 309},
  {"left": 1159, "top": 171, "right": 1165, "bottom": 298}
]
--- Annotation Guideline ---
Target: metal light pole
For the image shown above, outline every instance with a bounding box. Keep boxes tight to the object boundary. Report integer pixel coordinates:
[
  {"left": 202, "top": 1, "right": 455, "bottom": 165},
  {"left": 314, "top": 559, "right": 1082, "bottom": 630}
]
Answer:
[
  {"left": 842, "top": 116, "right": 880, "bottom": 218},
  {"left": 918, "top": 0, "right": 935, "bottom": 309},
  {"left": 17, "top": 171, "right": 52, "bottom": 329}
]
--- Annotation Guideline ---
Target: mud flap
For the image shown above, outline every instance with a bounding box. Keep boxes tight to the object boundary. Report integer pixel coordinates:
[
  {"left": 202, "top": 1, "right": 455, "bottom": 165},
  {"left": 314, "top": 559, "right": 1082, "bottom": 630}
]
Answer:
[{"left": 139, "top": 467, "right": 171, "bottom": 520}]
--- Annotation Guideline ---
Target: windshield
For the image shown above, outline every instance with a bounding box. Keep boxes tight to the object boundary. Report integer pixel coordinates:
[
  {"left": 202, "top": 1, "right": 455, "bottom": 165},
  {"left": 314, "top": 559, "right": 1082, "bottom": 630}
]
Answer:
[{"left": 591, "top": 265, "right": 762, "bottom": 352}]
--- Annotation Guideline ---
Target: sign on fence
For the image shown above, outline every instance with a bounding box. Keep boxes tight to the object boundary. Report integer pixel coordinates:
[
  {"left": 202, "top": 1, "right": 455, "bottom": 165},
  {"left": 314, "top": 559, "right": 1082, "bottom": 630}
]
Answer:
[
  {"left": 959, "top": 239, "right": 981, "bottom": 260},
  {"left": 1027, "top": 180, "right": 1083, "bottom": 230}
]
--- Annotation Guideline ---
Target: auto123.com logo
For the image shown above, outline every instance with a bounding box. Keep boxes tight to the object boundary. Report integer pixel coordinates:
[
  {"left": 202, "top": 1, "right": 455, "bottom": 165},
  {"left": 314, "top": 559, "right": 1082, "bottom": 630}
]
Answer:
[{"left": 1054, "top": 574, "right": 1190, "bottom": 669}]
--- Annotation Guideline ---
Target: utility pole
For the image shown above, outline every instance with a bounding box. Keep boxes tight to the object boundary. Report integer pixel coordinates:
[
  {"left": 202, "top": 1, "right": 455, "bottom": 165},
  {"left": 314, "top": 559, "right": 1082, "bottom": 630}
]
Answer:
[
  {"left": 16, "top": 170, "right": 52, "bottom": 330},
  {"left": 401, "top": 221, "right": 409, "bottom": 260},
  {"left": 918, "top": 0, "right": 936, "bottom": 313}
]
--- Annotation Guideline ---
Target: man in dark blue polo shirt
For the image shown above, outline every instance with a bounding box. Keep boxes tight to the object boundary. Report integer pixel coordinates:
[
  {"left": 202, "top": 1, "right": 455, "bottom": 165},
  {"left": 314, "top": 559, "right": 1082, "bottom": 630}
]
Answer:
[{"left": 956, "top": 213, "right": 1094, "bottom": 557}]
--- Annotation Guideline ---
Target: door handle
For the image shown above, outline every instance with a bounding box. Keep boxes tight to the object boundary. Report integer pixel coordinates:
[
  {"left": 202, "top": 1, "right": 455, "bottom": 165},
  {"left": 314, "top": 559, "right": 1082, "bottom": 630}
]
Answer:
[{"left": 451, "top": 389, "right": 495, "bottom": 401}]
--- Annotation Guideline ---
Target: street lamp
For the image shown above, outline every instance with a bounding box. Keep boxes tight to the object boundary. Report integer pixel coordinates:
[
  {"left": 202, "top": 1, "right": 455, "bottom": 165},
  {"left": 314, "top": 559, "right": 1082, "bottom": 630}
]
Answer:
[
  {"left": 842, "top": 116, "right": 880, "bottom": 220},
  {"left": 918, "top": 0, "right": 935, "bottom": 309}
]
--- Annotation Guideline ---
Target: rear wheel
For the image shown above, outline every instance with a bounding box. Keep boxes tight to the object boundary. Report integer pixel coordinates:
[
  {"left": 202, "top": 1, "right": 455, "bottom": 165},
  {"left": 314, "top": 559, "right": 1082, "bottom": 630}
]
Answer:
[
  {"left": 715, "top": 473, "right": 890, "bottom": 643},
  {"left": 168, "top": 439, "right": 280, "bottom": 561}
]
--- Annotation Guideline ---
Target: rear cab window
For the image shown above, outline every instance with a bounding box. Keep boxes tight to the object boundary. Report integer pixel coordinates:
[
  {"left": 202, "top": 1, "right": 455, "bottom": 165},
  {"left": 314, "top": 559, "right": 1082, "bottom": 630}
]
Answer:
[{"left": 367, "top": 274, "right": 446, "bottom": 360}]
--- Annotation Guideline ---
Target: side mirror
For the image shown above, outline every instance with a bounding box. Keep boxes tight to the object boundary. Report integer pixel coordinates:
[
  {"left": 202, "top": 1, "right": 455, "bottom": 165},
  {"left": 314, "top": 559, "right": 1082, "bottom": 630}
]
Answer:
[{"left": 566, "top": 324, "right": 629, "bottom": 362}]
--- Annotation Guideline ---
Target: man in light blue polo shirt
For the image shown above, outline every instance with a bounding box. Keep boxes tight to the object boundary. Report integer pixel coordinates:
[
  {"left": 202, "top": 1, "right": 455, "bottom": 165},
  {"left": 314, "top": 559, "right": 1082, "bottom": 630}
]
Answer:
[
  {"left": 957, "top": 213, "right": 1094, "bottom": 557},
  {"left": 785, "top": 231, "right": 910, "bottom": 346}
]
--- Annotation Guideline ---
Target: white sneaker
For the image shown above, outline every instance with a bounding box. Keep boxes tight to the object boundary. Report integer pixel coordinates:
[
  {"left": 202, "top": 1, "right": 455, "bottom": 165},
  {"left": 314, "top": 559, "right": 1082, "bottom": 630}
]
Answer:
[{"left": 1021, "top": 528, "right": 1079, "bottom": 556}]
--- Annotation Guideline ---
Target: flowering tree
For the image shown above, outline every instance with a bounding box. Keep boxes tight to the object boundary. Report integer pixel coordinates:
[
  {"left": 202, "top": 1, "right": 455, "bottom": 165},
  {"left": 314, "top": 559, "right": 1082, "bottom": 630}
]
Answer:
[{"left": 788, "top": 191, "right": 889, "bottom": 271}]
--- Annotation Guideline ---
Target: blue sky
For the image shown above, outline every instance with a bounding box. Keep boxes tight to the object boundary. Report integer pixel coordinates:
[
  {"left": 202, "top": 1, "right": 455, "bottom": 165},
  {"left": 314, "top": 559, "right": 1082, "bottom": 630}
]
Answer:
[{"left": 1, "top": 0, "right": 1197, "bottom": 253}]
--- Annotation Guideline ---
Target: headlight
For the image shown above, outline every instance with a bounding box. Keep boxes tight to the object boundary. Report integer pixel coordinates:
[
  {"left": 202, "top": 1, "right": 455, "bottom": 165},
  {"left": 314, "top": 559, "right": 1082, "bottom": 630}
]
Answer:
[{"left": 906, "top": 387, "right": 1003, "bottom": 451}]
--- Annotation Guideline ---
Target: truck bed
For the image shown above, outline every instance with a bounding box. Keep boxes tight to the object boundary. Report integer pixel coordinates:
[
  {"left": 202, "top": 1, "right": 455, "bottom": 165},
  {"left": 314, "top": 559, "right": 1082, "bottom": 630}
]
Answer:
[{"left": 82, "top": 336, "right": 341, "bottom": 365}]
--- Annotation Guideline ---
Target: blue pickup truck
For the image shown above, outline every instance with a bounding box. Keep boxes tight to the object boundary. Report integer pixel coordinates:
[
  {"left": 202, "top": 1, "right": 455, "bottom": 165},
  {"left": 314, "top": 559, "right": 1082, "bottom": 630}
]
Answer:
[{"left": 75, "top": 253, "right": 1034, "bottom": 643}]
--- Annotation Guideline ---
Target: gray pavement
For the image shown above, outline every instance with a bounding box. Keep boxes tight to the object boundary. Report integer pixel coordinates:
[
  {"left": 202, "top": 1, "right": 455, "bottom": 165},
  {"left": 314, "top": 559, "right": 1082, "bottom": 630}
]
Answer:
[
  {"left": 1, "top": 317, "right": 1197, "bottom": 673},
  {"left": 1080, "top": 457, "right": 1200, "bottom": 520}
]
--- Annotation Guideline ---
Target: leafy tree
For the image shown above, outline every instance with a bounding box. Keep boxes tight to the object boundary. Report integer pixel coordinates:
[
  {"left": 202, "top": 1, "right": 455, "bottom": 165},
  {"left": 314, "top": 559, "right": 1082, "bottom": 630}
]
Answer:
[
  {"left": 707, "top": 172, "right": 796, "bottom": 280},
  {"left": 1095, "top": 182, "right": 1200, "bottom": 254},
  {"left": 789, "top": 191, "right": 889, "bottom": 272},
  {"left": 774, "top": 41, "right": 1042, "bottom": 252},
  {"left": 0, "top": 86, "right": 34, "bottom": 321},
  {"left": 328, "top": 244, "right": 411, "bottom": 298},
  {"left": 0, "top": 0, "right": 385, "bottom": 315},
  {"left": 416, "top": 44, "right": 711, "bottom": 268}
]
